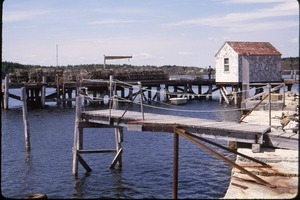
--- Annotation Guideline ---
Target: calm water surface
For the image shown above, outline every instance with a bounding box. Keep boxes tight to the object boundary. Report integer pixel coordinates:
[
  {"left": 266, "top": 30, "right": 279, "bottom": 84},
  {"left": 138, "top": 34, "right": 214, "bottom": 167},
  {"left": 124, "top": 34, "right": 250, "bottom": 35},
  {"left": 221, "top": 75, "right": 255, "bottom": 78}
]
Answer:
[{"left": 0, "top": 85, "right": 273, "bottom": 199}]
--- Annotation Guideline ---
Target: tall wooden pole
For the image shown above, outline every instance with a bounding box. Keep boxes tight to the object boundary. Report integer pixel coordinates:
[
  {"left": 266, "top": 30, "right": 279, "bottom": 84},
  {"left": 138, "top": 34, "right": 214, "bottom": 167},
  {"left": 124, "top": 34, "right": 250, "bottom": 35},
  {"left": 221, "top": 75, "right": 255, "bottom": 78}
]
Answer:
[
  {"left": 21, "top": 87, "right": 31, "bottom": 151},
  {"left": 1, "top": 0, "right": 4, "bottom": 108}
]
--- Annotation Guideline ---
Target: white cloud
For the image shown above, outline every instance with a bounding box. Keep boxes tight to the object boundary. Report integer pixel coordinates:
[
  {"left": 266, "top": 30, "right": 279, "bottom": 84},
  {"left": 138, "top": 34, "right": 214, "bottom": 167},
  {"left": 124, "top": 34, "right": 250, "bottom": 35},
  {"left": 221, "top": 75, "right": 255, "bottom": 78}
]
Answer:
[
  {"left": 164, "top": 1, "right": 298, "bottom": 32},
  {"left": 223, "top": 0, "right": 293, "bottom": 4},
  {"left": 3, "top": 10, "right": 56, "bottom": 23},
  {"left": 178, "top": 51, "right": 193, "bottom": 56},
  {"left": 88, "top": 19, "right": 145, "bottom": 25},
  {"left": 133, "top": 53, "right": 154, "bottom": 60},
  {"left": 225, "top": 21, "right": 298, "bottom": 32}
]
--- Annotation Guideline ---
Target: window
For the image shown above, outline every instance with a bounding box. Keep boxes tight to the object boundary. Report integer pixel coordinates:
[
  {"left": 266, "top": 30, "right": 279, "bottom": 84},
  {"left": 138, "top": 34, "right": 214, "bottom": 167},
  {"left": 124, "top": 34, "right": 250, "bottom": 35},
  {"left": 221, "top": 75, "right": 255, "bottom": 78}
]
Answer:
[{"left": 224, "top": 58, "right": 229, "bottom": 71}]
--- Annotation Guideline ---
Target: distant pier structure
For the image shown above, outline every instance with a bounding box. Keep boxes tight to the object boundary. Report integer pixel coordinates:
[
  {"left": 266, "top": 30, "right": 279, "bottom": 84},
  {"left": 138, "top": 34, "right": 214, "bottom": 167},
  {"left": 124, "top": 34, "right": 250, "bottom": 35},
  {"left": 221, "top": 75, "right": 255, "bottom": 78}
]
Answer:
[{"left": 1, "top": 72, "right": 218, "bottom": 109}]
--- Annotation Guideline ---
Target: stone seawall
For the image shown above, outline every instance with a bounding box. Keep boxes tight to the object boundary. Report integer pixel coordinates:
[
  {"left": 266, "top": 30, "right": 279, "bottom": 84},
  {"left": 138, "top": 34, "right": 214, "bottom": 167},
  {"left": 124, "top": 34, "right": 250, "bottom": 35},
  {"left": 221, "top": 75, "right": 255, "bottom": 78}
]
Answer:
[{"left": 223, "top": 91, "right": 299, "bottom": 199}]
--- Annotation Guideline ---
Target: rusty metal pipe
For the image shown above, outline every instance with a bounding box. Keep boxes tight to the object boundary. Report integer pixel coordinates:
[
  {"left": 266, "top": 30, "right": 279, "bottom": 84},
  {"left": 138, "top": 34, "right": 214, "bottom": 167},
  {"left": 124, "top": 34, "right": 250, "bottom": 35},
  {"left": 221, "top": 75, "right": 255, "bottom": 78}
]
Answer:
[
  {"left": 174, "top": 127, "right": 276, "bottom": 188},
  {"left": 186, "top": 131, "right": 270, "bottom": 167}
]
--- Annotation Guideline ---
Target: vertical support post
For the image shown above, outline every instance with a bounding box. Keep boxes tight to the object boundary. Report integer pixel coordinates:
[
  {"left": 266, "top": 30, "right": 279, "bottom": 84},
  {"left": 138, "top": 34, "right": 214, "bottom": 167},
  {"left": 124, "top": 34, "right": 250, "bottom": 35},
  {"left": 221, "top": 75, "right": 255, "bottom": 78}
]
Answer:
[
  {"left": 198, "top": 84, "right": 202, "bottom": 99},
  {"left": 56, "top": 74, "right": 61, "bottom": 106},
  {"left": 109, "top": 75, "right": 113, "bottom": 123},
  {"left": 109, "top": 75, "right": 113, "bottom": 106},
  {"left": 128, "top": 87, "right": 133, "bottom": 100},
  {"left": 138, "top": 81, "right": 144, "bottom": 120},
  {"left": 3, "top": 74, "right": 9, "bottom": 109},
  {"left": 242, "top": 54, "right": 250, "bottom": 101},
  {"left": 115, "top": 128, "right": 123, "bottom": 167},
  {"left": 112, "top": 80, "right": 119, "bottom": 109},
  {"left": 184, "top": 84, "right": 187, "bottom": 99},
  {"left": 62, "top": 84, "right": 66, "bottom": 107},
  {"left": 72, "top": 95, "right": 82, "bottom": 176},
  {"left": 172, "top": 130, "right": 179, "bottom": 199},
  {"left": 164, "top": 85, "right": 169, "bottom": 102},
  {"left": 21, "top": 87, "right": 31, "bottom": 151},
  {"left": 121, "top": 87, "right": 125, "bottom": 99},
  {"left": 41, "top": 76, "right": 46, "bottom": 107},
  {"left": 283, "top": 83, "right": 285, "bottom": 107},
  {"left": 156, "top": 85, "right": 161, "bottom": 102},
  {"left": 268, "top": 83, "right": 271, "bottom": 127},
  {"left": 174, "top": 85, "right": 178, "bottom": 97},
  {"left": 233, "top": 86, "right": 238, "bottom": 105},
  {"left": 208, "top": 84, "right": 212, "bottom": 100},
  {"left": 67, "top": 89, "right": 72, "bottom": 106},
  {"left": 147, "top": 86, "right": 151, "bottom": 103}
]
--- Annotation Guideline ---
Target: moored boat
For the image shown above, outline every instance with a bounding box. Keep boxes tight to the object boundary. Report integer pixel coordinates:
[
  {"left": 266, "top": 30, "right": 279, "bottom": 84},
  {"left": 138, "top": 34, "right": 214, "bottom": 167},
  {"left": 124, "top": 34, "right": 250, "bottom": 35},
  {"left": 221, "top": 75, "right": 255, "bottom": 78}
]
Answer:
[{"left": 169, "top": 97, "right": 188, "bottom": 105}]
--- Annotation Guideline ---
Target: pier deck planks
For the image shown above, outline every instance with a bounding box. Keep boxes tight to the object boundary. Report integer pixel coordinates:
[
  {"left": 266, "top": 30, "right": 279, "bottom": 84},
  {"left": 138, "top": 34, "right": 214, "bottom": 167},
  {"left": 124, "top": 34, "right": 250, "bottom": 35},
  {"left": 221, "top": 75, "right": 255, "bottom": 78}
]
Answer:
[{"left": 81, "top": 109, "right": 271, "bottom": 144}]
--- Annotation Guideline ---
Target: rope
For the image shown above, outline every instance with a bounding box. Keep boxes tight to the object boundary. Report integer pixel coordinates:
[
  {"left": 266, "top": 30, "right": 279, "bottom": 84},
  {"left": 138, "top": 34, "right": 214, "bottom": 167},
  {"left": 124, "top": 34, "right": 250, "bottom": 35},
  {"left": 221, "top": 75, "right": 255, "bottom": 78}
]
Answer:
[{"left": 78, "top": 78, "right": 284, "bottom": 113}]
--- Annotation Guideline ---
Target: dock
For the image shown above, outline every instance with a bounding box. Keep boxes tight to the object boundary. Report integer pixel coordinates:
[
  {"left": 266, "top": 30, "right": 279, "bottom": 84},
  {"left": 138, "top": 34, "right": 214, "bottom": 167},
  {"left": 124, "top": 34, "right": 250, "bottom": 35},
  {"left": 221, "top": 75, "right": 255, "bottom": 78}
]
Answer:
[
  {"left": 72, "top": 89, "right": 298, "bottom": 198},
  {"left": 2, "top": 72, "right": 298, "bottom": 110}
]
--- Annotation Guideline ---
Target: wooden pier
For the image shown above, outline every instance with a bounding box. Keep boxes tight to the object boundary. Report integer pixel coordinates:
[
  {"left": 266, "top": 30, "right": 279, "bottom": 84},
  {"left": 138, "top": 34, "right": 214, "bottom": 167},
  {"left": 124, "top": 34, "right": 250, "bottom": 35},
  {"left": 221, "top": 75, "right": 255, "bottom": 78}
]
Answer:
[
  {"left": 72, "top": 93, "right": 298, "bottom": 198},
  {"left": 1, "top": 72, "right": 297, "bottom": 109}
]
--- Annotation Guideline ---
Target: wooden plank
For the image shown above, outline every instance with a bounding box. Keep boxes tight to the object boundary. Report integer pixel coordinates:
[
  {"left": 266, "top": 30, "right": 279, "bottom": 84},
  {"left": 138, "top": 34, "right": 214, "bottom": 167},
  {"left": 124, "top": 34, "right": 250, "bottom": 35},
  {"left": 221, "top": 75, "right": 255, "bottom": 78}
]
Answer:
[
  {"left": 268, "top": 131, "right": 285, "bottom": 137},
  {"left": 264, "top": 135, "right": 298, "bottom": 150},
  {"left": 279, "top": 132, "right": 297, "bottom": 139}
]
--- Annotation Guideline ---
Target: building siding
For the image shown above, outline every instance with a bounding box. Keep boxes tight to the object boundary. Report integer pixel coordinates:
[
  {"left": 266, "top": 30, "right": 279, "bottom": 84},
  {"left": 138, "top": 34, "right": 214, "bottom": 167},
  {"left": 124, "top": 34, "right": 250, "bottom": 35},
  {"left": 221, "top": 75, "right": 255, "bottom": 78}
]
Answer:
[
  {"left": 215, "top": 43, "right": 239, "bottom": 83},
  {"left": 238, "top": 55, "right": 282, "bottom": 83}
]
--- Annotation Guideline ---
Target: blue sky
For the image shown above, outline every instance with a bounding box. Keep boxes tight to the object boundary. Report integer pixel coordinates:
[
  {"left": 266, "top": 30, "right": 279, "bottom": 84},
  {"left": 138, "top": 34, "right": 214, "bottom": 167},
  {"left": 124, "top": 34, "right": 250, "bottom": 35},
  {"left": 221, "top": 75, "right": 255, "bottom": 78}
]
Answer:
[{"left": 3, "top": 0, "right": 299, "bottom": 68}]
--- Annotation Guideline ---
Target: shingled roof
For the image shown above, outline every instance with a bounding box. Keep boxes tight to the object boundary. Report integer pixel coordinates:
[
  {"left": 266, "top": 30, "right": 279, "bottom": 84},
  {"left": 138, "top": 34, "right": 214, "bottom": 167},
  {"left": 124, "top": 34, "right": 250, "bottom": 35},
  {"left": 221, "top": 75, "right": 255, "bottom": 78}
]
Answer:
[{"left": 226, "top": 41, "right": 282, "bottom": 56}]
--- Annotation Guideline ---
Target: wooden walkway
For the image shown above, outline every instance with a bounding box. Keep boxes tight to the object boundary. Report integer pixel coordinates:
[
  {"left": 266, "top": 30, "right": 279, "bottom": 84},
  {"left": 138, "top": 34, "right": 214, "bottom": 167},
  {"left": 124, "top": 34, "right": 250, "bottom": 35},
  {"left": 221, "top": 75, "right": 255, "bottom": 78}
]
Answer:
[{"left": 80, "top": 109, "right": 271, "bottom": 144}]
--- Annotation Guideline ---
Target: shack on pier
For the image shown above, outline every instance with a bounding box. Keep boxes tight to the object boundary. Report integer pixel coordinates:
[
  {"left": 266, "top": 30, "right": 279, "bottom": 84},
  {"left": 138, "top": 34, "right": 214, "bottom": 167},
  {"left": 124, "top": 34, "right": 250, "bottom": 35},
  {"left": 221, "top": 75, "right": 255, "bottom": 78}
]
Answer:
[
  {"left": 214, "top": 41, "right": 285, "bottom": 108},
  {"left": 215, "top": 41, "right": 282, "bottom": 84}
]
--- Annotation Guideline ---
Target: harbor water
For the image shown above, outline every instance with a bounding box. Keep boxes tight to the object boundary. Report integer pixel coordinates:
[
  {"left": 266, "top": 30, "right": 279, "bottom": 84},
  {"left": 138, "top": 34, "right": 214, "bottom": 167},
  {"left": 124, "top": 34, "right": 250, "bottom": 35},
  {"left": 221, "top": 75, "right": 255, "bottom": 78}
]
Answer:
[{"left": 2, "top": 82, "right": 298, "bottom": 199}]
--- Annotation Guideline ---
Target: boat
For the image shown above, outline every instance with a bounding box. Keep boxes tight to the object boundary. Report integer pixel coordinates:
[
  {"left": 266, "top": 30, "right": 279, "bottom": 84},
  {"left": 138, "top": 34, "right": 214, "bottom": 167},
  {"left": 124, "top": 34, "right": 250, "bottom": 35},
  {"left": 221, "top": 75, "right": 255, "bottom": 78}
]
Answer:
[{"left": 169, "top": 97, "right": 188, "bottom": 105}]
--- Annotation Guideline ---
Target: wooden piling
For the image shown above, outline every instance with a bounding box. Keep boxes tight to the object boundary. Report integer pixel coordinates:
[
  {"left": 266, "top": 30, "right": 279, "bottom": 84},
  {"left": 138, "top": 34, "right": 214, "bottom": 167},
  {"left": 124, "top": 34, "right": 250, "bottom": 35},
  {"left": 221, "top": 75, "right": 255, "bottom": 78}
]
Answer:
[
  {"left": 21, "top": 87, "right": 31, "bottom": 151},
  {"left": 156, "top": 85, "right": 160, "bottom": 101},
  {"left": 3, "top": 74, "right": 9, "bottom": 109},
  {"left": 138, "top": 81, "right": 144, "bottom": 120},
  {"left": 172, "top": 130, "right": 179, "bottom": 199},
  {"left": 41, "top": 76, "right": 46, "bottom": 107},
  {"left": 208, "top": 84, "right": 212, "bottom": 100},
  {"left": 110, "top": 128, "right": 123, "bottom": 169},
  {"left": 72, "top": 95, "right": 82, "bottom": 175}
]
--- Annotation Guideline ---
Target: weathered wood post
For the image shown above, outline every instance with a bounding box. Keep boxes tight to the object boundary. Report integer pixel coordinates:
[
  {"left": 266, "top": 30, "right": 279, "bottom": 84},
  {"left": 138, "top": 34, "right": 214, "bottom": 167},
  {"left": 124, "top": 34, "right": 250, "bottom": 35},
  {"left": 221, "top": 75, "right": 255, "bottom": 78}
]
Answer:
[
  {"left": 109, "top": 75, "right": 118, "bottom": 109},
  {"left": 3, "top": 74, "right": 9, "bottom": 109},
  {"left": 56, "top": 74, "right": 61, "bottom": 106},
  {"left": 62, "top": 83, "right": 66, "bottom": 107},
  {"left": 67, "top": 89, "right": 73, "bottom": 106},
  {"left": 208, "top": 83, "right": 212, "bottom": 100},
  {"left": 268, "top": 83, "right": 271, "bottom": 127},
  {"left": 164, "top": 85, "right": 169, "bottom": 102},
  {"left": 21, "top": 87, "right": 31, "bottom": 151},
  {"left": 138, "top": 81, "right": 144, "bottom": 120},
  {"left": 72, "top": 95, "right": 82, "bottom": 175},
  {"left": 147, "top": 86, "right": 151, "bottom": 103},
  {"left": 156, "top": 85, "right": 161, "bottom": 102},
  {"left": 233, "top": 86, "right": 238, "bottom": 105},
  {"left": 172, "top": 129, "right": 179, "bottom": 199},
  {"left": 283, "top": 83, "right": 285, "bottom": 107},
  {"left": 41, "top": 76, "right": 46, "bottom": 107},
  {"left": 110, "top": 128, "right": 123, "bottom": 169},
  {"left": 242, "top": 54, "right": 250, "bottom": 101}
]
